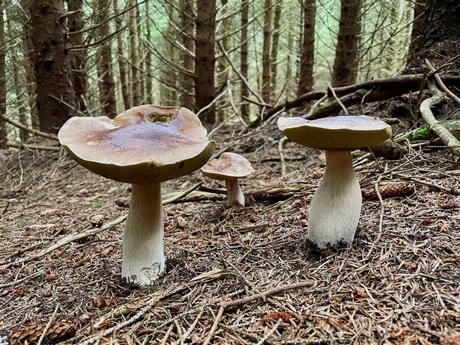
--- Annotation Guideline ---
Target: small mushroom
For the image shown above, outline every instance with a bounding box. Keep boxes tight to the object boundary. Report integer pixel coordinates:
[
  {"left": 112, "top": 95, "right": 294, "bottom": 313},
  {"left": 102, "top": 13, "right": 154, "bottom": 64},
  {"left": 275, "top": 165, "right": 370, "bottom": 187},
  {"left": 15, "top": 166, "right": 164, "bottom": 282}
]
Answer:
[
  {"left": 201, "top": 152, "right": 254, "bottom": 206},
  {"left": 58, "top": 105, "right": 214, "bottom": 285},
  {"left": 278, "top": 115, "right": 392, "bottom": 249}
]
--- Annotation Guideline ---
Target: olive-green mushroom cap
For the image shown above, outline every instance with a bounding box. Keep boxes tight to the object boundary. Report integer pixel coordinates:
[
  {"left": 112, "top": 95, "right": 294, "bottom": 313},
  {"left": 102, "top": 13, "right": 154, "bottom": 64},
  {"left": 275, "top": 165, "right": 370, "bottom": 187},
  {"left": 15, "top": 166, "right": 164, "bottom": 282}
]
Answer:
[
  {"left": 201, "top": 152, "right": 254, "bottom": 180},
  {"left": 278, "top": 115, "right": 392, "bottom": 150},
  {"left": 58, "top": 105, "right": 214, "bottom": 184}
]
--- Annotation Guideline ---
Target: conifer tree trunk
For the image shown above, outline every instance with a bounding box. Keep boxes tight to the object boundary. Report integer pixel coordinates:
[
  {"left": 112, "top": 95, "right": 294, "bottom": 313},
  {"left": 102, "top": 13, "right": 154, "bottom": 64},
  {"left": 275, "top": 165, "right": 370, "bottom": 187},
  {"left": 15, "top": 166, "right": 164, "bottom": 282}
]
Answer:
[
  {"left": 285, "top": 27, "right": 294, "bottom": 98},
  {"left": 129, "top": 0, "right": 141, "bottom": 105},
  {"left": 0, "top": 7, "right": 6, "bottom": 148},
  {"left": 332, "top": 0, "right": 361, "bottom": 87},
  {"left": 240, "top": 0, "right": 249, "bottom": 119},
  {"left": 270, "top": 1, "right": 281, "bottom": 97},
  {"left": 12, "top": 60, "right": 28, "bottom": 142},
  {"left": 29, "top": 0, "right": 76, "bottom": 133},
  {"left": 114, "top": 0, "right": 130, "bottom": 109},
  {"left": 180, "top": 0, "right": 194, "bottom": 110},
  {"left": 144, "top": 0, "right": 154, "bottom": 104},
  {"left": 407, "top": 0, "right": 460, "bottom": 67},
  {"left": 67, "top": 0, "right": 87, "bottom": 112},
  {"left": 195, "top": 0, "right": 216, "bottom": 124},
  {"left": 297, "top": 0, "right": 315, "bottom": 95},
  {"left": 136, "top": 4, "right": 145, "bottom": 102},
  {"left": 96, "top": 0, "right": 117, "bottom": 118},
  {"left": 217, "top": 0, "right": 230, "bottom": 89},
  {"left": 160, "top": 2, "right": 177, "bottom": 104},
  {"left": 261, "top": 0, "right": 273, "bottom": 103}
]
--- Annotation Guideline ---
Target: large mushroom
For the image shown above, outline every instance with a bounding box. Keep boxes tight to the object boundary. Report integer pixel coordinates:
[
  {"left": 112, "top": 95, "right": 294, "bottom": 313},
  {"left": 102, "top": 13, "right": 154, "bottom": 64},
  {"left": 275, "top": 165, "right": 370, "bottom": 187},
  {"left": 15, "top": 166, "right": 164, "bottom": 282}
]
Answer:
[
  {"left": 58, "top": 105, "right": 214, "bottom": 285},
  {"left": 278, "top": 115, "right": 392, "bottom": 249},
  {"left": 201, "top": 152, "right": 254, "bottom": 206}
]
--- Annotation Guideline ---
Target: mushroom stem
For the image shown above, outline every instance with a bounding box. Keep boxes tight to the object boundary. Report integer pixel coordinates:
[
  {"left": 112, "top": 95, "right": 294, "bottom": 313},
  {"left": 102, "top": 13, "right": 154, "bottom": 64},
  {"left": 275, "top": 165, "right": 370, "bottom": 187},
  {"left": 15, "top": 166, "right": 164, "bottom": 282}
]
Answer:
[
  {"left": 122, "top": 183, "right": 165, "bottom": 285},
  {"left": 307, "top": 150, "right": 362, "bottom": 249},
  {"left": 225, "top": 179, "right": 245, "bottom": 206}
]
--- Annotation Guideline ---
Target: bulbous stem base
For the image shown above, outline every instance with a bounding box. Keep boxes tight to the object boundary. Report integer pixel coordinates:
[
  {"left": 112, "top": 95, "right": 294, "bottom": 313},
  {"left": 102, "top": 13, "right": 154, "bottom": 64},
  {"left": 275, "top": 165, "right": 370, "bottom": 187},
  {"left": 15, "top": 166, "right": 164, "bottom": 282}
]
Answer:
[{"left": 307, "top": 150, "right": 362, "bottom": 249}]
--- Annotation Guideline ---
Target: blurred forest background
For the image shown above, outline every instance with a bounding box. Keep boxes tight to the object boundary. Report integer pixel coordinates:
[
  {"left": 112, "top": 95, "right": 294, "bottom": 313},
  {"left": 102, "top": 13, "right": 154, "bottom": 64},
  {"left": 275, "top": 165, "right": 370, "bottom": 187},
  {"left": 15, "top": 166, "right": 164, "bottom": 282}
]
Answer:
[{"left": 0, "top": 0, "right": 459, "bottom": 144}]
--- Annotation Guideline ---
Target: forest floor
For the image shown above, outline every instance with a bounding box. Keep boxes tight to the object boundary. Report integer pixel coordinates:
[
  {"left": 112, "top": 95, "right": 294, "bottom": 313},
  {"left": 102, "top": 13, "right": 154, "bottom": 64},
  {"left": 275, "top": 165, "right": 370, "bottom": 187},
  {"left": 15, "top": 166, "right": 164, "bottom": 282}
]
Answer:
[{"left": 0, "top": 117, "right": 459, "bottom": 345}]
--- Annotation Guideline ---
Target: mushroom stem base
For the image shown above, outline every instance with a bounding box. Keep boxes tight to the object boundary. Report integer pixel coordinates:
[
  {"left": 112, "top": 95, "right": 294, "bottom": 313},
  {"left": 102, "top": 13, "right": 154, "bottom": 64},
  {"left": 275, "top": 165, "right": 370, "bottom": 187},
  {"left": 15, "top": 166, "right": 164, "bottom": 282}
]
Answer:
[
  {"left": 307, "top": 150, "right": 362, "bottom": 249},
  {"left": 122, "top": 183, "right": 165, "bottom": 285},
  {"left": 226, "top": 179, "right": 245, "bottom": 206}
]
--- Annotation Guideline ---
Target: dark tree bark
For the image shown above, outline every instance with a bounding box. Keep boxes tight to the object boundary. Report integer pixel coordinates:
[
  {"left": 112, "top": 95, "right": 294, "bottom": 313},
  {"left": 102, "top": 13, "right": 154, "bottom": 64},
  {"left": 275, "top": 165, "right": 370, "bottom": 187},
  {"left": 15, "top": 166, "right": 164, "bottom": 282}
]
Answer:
[
  {"left": 180, "top": 0, "right": 194, "bottom": 110},
  {"left": 129, "top": 0, "right": 141, "bottom": 105},
  {"left": 96, "top": 0, "right": 117, "bottom": 118},
  {"left": 144, "top": 0, "right": 154, "bottom": 104},
  {"left": 160, "top": 2, "right": 177, "bottom": 104},
  {"left": 261, "top": 0, "right": 273, "bottom": 103},
  {"left": 297, "top": 0, "right": 315, "bottom": 96},
  {"left": 136, "top": 4, "right": 145, "bottom": 102},
  {"left": 240, "top": 0, "right": 249, "bottom": 119},
  {"left": 67, "top": 0, "right": 87, "bottom": 112},
  {"left": 114, "top": 0, "right": 130, "bottom": 109},
  {"left": 195, "top": 0, "right": 216, "bottom": 124},
  {"left": 407, "top": 0, "right": 460, "bottom": 68},
  {"left": 0, "top": 7, "right": 6, "bottom": 148},
  {"left": 270, "top": 1, "right": 281, "bottom": 96},
  {"left": 29, "top": 0, "right": 76, "bottom": 133},
  {"left": 332, "top": 0, "right": 362, "bottom": 87},
  {"left": 22, "top": 24, "right": 39, "bottom": 129}
]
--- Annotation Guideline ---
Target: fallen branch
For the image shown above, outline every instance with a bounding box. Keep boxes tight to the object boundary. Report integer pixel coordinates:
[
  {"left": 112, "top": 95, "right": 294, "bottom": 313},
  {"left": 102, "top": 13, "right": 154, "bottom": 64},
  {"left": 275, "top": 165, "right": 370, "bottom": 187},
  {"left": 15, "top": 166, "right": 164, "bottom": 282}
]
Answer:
[
  {"left": 79, "top": 268, "right": 226, "bottom": 345},
  {"left": 0, "top": 114, "right": 59, "bottom": 141},
  {"left": 419, "top": 83, "right": 460, "bottom": 157},
  {"left": 248, "top": 74, "right": 460, "bottom": 127},
  {"left": 7, "top": 143, "right": 60, "bottom": 151},
  {"left": 221, "top": 280, "right": 315, "bottom": 308},
  {"left": 1, "top": 184, "right": 202, "bottom": 269}
]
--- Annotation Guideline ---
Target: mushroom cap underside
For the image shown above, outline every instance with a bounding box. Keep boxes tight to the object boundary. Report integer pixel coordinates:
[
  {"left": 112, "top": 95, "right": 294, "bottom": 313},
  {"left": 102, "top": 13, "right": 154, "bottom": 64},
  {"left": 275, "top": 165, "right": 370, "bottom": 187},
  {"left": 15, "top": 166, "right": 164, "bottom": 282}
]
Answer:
[
  {"left": 278, "top": 115, "right": 392, "bottom": 150},
  {"left": 201, "top": 152, "right": 254, "bottom": 180},
  {"left": 58, "top": 105, "right": 214, "bottom": 183}
]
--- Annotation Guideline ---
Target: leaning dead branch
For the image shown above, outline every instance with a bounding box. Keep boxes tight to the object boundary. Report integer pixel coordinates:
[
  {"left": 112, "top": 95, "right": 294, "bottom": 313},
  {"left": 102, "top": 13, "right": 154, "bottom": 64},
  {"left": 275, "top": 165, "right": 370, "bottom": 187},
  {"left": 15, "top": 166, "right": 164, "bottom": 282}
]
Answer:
[
  {"left": 419, "top": 83, "right": 460, "bottom": 157},
  {"left": 249, "top": 74, "right": 460, "bottom": 127},
  {"left": 0, "top": 114, "right": 59, "bottom": 141}
]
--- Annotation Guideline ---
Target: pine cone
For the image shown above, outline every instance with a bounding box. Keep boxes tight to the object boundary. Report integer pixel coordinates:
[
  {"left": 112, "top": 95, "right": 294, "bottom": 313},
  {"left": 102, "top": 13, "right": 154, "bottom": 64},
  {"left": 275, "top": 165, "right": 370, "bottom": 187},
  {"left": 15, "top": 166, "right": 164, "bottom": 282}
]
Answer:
[
  {"left": 362, "top": 182, "right": 415, "bottom": 200},
  {"left": 9, "top": 320, "right": 76, "bottom": 344}
]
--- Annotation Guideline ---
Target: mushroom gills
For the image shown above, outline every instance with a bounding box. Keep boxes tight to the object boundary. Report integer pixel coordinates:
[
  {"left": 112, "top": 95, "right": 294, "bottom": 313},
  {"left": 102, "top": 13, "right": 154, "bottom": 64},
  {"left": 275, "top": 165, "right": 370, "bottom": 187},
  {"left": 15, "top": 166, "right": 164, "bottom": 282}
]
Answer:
[{"left": 307, "top": 150, "right": 362, "bottom": 249}]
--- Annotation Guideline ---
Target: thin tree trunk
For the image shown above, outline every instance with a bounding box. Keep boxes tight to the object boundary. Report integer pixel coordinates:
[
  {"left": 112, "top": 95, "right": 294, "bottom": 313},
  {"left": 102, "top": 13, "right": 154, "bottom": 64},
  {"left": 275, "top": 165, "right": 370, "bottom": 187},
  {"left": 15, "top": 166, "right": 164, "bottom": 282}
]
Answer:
[
  {"left": 261, "top": 0, "right": 273, "bottom": 103},
  {"left": 0, "top": 6, "right": 6, "bottom": 148},
  {"left": 144, "top": 0, "right": 153, "bottom": 103},
  {"left": 180, "top": 0, "right": 194, "bottom": 110},
  {"left": 240, "top": 0, "right": 249, "bottom": 119},
  {"left": 271, "top": 1, "right": 282, "bottom": 97},
  {"left": 67, "top": 0, "right": 87, "bottom": 112},
  {"left": 332, "top": 0, "right": 362, "bottom": 87},
  {"left": 195, "top": 0, "right": 216, "bottom": 124},
  {"left": 96, "top": 0, "right": 117, "bottom": 118},
  {"left": 136, "top": 4, "right": 145, "bottom": 102},
  {"left": 114, "top": 0, "right": 130, "bottom": 109},
  {"left": 23, "top": 28, "right": 39, "bottom": 129},
  {"left": 29, "top": 0, "right": 77, "bottom": 133},
  {"left": 160, "top": 2, "right": 177, "bottom": 104},
  {"left": 12, "top": 61, "right": 28, "bottom": 142},
  {"left": 129, "top": 0, "right": 141, "bottom": 105},
  {"left": 285, "top": 27, "right": 294, "bottom": 99},
  {"left": 297, "top": 0, "right": 315, "bottom": 95}
]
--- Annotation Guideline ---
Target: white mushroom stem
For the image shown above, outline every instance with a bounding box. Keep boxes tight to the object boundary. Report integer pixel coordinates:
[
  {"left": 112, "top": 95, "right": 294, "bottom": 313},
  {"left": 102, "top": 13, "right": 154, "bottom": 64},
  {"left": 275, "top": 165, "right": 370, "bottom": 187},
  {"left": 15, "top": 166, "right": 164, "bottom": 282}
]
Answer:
[
  {"left": 122, "top": 183, "right": 165, "bottom": 285},
  {"left": 307, "top": 150, "right": 362, "bottom": 249},
  {"left": 225, "top": 179, "right": 245, "bottom": 206}
]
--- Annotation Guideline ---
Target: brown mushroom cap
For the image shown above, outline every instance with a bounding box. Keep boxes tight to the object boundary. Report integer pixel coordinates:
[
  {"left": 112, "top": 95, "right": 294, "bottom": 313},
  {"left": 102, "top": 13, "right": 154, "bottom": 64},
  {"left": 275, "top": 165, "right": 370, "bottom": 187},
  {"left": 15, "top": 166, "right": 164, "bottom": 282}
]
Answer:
[
  {"left": 278, "top": 115, "right": 392, "bottom": 150},
  {"left": 58, "top": 105, "right": 214, "bottom": 183},
  {"left": 201, "top": 152, "right": 254, "bottom": 180}
]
